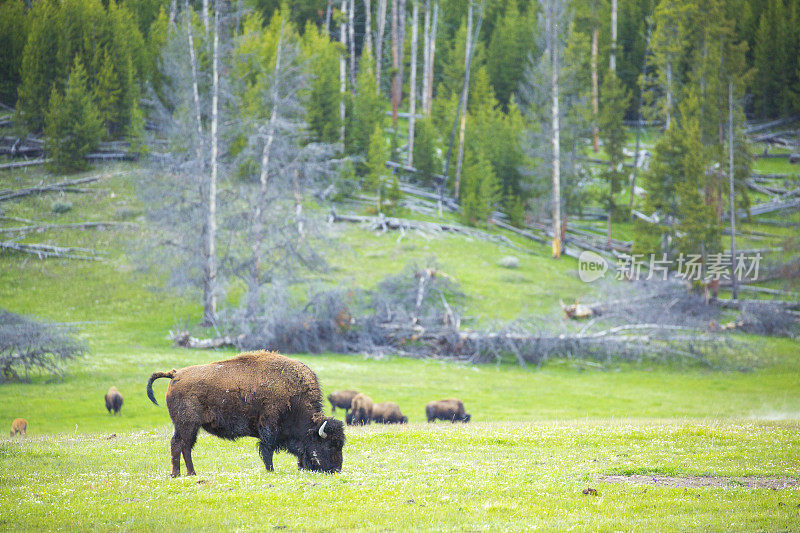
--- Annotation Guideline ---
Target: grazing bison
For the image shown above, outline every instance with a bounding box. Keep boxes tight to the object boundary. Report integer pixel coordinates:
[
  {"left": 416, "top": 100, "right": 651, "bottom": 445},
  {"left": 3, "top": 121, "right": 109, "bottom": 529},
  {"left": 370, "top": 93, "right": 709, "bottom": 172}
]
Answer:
[
  {"left": 328, "top": 390, "right": 359, "bottom": 415},
  {"left": 10, "top": 418, "right": 27, "bottom": 437},
  {"left": 371, "top": 402, "right": 408, "bottom": 424},
  {"left": 348, "top": 393, "right": 373, "bottom": 425},
  {"left": 426, "top": 399, "right": 471, "bottom": 423},
  {"left": 105, "top": 386, "right": 124, "bottom": 415},
  {"left": 147, "top": 350, "right": 345, "bottom": 477}
]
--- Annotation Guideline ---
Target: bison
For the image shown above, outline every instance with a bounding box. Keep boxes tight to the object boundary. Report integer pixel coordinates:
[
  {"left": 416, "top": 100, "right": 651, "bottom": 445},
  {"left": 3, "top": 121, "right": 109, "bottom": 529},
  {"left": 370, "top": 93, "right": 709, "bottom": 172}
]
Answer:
[
  {"left": 328, "top": 390, "right": 359, "bottom": 415},
  {"left": 105, "top": 386, "right": 124, "bottom": 415},
  {"left": 371, "top": 402, "right": 408, "bottom": 424},
  {"left": 10, "top": 418, "right": 27, "bottom": 437},
  {"left": 147, "top": 350, "right": 345, "bottom": 477},
  {"left": 347, "top": 393, "right": 373, "bottom": 425},
  {"left": 426, "top": 399, "right": 471, "bottom": 423}
]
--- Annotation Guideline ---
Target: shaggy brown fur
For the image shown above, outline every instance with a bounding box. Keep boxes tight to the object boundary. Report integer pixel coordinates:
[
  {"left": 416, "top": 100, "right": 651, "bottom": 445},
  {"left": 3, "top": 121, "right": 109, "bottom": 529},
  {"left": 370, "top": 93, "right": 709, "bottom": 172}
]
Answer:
[
  {"left": 327, "top": 390, "right": 359, "bottom": 414},
  {"left": 105, "top": 386, "right": 124, "bottom": 415},
  {"left": 147, "top": 351, "right": 345, "bottom": 477},
  {"left": 371, "top": 402, "right": 408, "bottom": 424},
  {"left": 10, "top": 418, "right": 27, "bottom": 437},
  {"left": 348, "top": 393, "right": 373, "bottom": 425},
  {"left": 426, "top": 399, "right": 471, "bottom": 423}
]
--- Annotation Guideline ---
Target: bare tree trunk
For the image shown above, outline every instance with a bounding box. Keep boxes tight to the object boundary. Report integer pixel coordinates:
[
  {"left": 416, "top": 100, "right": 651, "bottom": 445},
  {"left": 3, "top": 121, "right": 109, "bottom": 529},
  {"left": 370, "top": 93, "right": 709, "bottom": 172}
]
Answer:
[
  {"left": 376, "top": 0, "right": 387, "bottom": 93},
  {"left": 550, "top": 3, "right": 561, "bottom": 259},
  {"left": 407, "top": 0, "right": 419, "bottom": 166},
  {"left": 453, "top": 5, "right": 473, "bottom": 199},
  {"left": 728, "top": 82, "right": 738, "bottom": 301},
  {"left": 442, "top": 2, "right": 483, "bottom": 206},
  {"left": 391, "top": 0, "right": 400, "bottom": 128},
  {"left": 591, "top": 26, "right": 599, "bottom": 152},
  {"left": 169, "top": 0, "right": 177, "bottom": 26},
  {"left": 202, "top": 0, "right": 209, "bottom": 37},
  {"left": 364, "top": 0, "right": 373, "bottom": 59},
  {"left": 349, "top": 0, "right": 356, "bottom": 89},
  {"left": 325, "top": 0, "right": 333, "bottom": 35},
  {"left": 425, "top": 1, "right": 438, "bottom": 115},
  {"left": 339, "top": 0, "right": 347, "bottom": 145},
  {"left": 609, "top": 0, "right": 617, "bottom": 73},
  {"left": 203, "top": 2, "right": 220, "bottom": 324},
  {"left": 665, "top": 61, "right": 672, "bottom": 130},
  {"left": 421, "top": 0, "right": 431, "bottom": 113},
  {"left": 186, "top": 0, "right": 204, "bottom": 168},
  {"left": 629, "top": 22, "right": 650, "bottom": 219},
  {"left": 248, "top": 23, "right": 284, "bottom": 319}
]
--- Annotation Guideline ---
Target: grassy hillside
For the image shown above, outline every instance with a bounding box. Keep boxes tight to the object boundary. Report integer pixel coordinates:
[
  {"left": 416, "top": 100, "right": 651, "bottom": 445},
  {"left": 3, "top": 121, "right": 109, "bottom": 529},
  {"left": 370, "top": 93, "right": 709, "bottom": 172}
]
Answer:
[{"left": 1, "top": 161, "right": 799, "bottom": 531}]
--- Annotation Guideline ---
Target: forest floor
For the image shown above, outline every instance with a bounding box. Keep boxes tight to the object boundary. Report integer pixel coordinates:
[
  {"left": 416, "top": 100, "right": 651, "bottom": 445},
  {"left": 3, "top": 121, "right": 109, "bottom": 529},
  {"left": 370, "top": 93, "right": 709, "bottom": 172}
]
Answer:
[{"left": 1, "top": 160, "right": 799, "bottom": 530}]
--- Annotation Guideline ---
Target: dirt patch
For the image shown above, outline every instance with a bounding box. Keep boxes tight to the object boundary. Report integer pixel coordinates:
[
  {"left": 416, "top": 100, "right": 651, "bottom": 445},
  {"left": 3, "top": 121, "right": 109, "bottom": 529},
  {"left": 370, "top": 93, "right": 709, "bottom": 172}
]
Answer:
[{"left": 597, "top": 474, "right": 800, "bottom": 490}]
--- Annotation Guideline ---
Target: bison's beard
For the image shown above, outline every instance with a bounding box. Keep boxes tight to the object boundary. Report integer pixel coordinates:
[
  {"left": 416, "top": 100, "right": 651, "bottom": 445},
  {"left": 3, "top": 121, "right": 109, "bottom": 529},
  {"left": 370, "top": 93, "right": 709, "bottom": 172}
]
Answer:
[{"left": 298, "top": 445, "right": 342, "bottom": 473}]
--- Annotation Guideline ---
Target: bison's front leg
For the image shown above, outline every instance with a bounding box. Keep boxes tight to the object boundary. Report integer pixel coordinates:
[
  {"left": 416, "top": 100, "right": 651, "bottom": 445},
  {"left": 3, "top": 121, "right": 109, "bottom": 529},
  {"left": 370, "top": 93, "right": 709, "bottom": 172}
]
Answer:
[{"left": 258, "top": 425, "right": 277, "bottom": 471}]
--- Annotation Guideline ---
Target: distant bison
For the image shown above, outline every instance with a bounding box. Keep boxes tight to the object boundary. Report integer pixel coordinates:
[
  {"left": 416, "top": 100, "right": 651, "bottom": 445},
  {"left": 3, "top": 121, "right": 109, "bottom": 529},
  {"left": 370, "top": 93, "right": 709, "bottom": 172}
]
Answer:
[
  {"left": 348, "top": 393, "right": 373, "bottom": 425},
  {"left": 426, "top": 399, "right": 471, "bottom": 423},
  {"left": 147, "top": 350, "right": 345, "bottom": 477},
  {"left": 105, "top": 386, "right": 124, "bottom": 415},
  {"left": 328, "top": 390, "right": 359, "bottom": 415},
  {"left": 372, "top": 402, "right": 408, "bottom": 424},
  {"left": 10, "top": 418, "right": 27, "bottom": 437}
]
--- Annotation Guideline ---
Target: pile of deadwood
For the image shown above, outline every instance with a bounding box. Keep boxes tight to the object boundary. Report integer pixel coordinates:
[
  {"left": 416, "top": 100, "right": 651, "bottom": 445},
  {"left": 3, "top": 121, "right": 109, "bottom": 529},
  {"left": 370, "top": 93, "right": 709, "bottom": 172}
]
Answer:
[{"left": 172, "top": 263, "right": 797, "bottom": 368}]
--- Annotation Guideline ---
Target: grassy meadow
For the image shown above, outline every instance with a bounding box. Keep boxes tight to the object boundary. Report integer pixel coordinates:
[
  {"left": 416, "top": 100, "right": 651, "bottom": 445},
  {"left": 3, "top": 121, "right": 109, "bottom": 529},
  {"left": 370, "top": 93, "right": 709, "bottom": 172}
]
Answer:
[{"left": 1, "top": 162, "right": 799, "bottom": 531}]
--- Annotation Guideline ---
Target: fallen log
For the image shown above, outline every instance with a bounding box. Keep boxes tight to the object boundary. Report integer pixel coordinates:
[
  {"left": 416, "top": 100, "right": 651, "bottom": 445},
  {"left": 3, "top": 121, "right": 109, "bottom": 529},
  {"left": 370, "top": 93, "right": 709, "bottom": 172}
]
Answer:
[
  {"left": 331, "top": 211, "right": 533, "bottom": 255},
  {"left": 0, "top": 175, "right": 101, "bottom": 202},
  {"left": 0, "top": 221, "right": 138, "bottom": 235},
  {"left": 715, "top": 298, "right": 800, "bottom": 310},
  {"left": 0, "top": 240, "right": 104, "bottom": 260},
  {"left": 745, "top": 115, "right": 800, "bottom": 134},
  {"left": 0, "top": 158, "right": 49, "bottom": 170},
  {"left": 171, "top": 331, "right": 244, "bottom": 349}
]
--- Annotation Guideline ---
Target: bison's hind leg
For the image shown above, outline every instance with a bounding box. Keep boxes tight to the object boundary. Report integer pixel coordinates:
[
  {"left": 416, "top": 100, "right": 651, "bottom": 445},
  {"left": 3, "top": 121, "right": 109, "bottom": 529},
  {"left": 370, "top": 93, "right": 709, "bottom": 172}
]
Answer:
[
  {"left": 170, "top": 424, "right": 199, "bottom": 477},
  {"left": 170, "top": 430, "right": 182, "bottom": 477}
]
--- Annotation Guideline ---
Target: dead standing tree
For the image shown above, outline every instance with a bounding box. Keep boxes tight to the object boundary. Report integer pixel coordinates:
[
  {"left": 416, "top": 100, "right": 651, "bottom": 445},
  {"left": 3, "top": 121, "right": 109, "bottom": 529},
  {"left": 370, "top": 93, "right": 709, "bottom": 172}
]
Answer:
[{"left": 442, "top": 2, "right": 483, "bottom": 204}]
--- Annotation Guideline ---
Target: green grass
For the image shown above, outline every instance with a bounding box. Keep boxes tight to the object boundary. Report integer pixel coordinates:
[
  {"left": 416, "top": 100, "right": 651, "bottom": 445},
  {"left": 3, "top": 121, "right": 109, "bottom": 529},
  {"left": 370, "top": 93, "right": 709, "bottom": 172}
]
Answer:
[
  {"left": 1, "top": 162, "right": 800, "bottom": 530},
  {"left": 2, "top": 421, "right": 799, "bottom": 531}
]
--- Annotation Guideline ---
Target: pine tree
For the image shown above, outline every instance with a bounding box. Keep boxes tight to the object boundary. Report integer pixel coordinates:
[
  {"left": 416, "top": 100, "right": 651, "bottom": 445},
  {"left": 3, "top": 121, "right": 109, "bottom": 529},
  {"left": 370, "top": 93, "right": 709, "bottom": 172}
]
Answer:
[
  {"left": 302, "top": 21, "right": 341, "bottom": 143},
  {"left": 348, "top": 51, "right": 386, "bottom": 156},
  {"left": 412, "top": 117, "right": 442, "bottom": 186},
  {"left": 460, "top": 148, "right": 500, "bottom": 226},
  {"left": 598, "top": 71, "right": 630, "bottom": 241},
  {"left": 17, "top": 0, "right": 62, "bottom": 131},
  {"left": 752, "top": 0, "right": 791, "bottom": 118},
  {"left": 44, "top": 57, "right": 102, "bottom": 172},
  {"left": 94, "top": 48, "right": 122, "bottom": 139},
  {"left": 365, "top": 123, "right": 392, "bottom": 214},
  {"left": 486, "top": 0, "right": 536, "bottom": 110},
  {"left": 0, "top": 0, "right": 29, "bottom": 106}
]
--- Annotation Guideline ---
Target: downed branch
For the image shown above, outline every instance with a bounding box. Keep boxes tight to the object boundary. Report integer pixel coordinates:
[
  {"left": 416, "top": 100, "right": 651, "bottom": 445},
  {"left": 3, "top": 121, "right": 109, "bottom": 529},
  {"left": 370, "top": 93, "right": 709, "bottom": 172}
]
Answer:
[
  {"left": 0, "top": 175, "right": 101, "bottom": 202},
  {"left": 330, "top": 211, "right": 532, "bottom": 255},
  {"left": 0, "top": 221, "right": 138, "bottom": 235},
  {"left": 171, "top": 331, "right": 243, "bottom": 349},
  {"left": 0, "top": 158, "right": 50, "bottom": 170},
  {"left": 0, "top": 240, "right": 105, "bottom": 260}
]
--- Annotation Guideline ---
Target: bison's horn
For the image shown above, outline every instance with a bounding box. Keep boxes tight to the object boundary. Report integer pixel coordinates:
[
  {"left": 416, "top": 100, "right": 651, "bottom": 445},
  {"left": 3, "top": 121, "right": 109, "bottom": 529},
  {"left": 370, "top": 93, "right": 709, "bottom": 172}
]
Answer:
[{"left": 318, "top": 420, "right": 328, "bottom": 439}]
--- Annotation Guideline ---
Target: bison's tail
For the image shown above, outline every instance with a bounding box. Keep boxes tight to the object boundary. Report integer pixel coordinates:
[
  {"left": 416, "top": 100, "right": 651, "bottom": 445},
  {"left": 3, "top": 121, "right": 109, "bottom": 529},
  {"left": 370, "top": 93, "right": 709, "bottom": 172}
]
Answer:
[{"left": 146, "top": 369, "right": 176, "bottom": 406}]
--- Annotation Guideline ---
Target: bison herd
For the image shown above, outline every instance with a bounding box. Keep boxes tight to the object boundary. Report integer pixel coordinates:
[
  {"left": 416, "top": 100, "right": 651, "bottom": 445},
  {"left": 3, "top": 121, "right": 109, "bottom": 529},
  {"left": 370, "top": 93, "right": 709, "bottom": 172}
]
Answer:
[
  {"left": 328, "top": 391, "right": 470, "bottom": 425},
  {"left": 9, "top": 350, "right": 472, "bottom": 479}
]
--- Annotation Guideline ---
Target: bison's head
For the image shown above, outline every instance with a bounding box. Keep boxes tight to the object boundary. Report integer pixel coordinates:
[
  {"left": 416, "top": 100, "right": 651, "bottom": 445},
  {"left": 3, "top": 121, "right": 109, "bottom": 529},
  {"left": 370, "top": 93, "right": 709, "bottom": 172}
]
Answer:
[
  {"left": 462, "top": 413, "right": 471, "bottom": 422},
  {"left": 400, "top": 416, "right": 408, "bottom": 424},
  {"left": 300, "top": 417, "right": 345, "bottom": 473}
]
